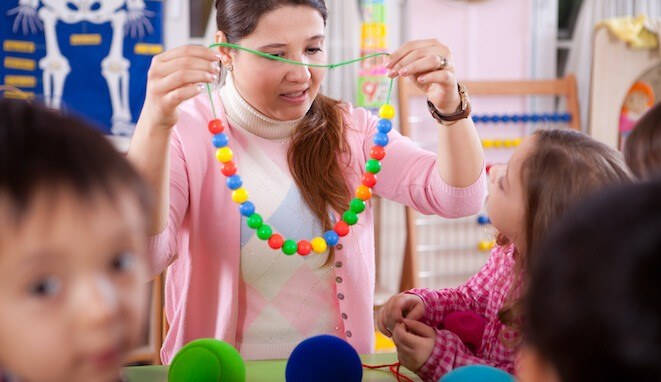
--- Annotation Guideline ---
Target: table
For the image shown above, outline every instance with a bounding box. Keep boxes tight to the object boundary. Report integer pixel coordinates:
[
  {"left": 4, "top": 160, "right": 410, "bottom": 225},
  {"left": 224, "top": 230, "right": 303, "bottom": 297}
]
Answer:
[{"left": 123, "top": 352, "right": 421, "bottom": 381}]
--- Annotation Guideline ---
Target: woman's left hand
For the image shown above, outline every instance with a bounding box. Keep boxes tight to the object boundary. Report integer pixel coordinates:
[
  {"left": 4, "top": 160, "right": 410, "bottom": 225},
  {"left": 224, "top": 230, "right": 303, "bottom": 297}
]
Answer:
[
  {"left": 387, "top": 39, "right": 460, "bottom": 115},
  {"left": 392, "top": 318, "right": 436, "bottom": 372}
]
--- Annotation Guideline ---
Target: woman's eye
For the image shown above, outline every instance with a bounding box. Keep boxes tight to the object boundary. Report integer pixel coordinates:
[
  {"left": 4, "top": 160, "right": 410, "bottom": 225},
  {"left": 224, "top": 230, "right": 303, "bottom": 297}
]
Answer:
[
  {"left": 110, "top": 252, "right": 135, "bottom": 273},
  {"left": 29, "top": 276, "right": 61, "bottom": 298},
  {"left": 268, "top": 52, "right": 285, "bottom": 58},
  {"left": 306, "top": 47, "right": 323, "bottom": 55}
]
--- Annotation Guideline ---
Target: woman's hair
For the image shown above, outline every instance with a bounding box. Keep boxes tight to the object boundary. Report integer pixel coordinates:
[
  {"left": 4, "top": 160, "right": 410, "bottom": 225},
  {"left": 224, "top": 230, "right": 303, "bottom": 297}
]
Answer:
[
  {"left": 215, "top": 0, "right": 350, "bottom": 234},
  {"left": 497, "top": 129, "right": 632, "bottom": 340},
  {"left": 0, "top": 99, "right": 151, "bottom": 228},
  {"left": 623, "top": 102, "right": 661, "bottom": 180},
  {"left": 524, "top": 180, "right": 661, "bottom": 382}
]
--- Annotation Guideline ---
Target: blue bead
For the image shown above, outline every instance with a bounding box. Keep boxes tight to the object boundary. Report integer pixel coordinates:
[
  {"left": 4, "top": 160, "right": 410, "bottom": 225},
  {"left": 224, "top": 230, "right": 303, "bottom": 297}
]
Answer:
[
  {"left": 521, "top": 114, "right": 530, "bottom": 122},
  {"left": 477, "top": 215, "right": 490, "bottom": 225},
  {"left": 489, "top": 115, "right": 500, "bottom": 123},
  {"left": 471, "top": 115, "right": 479, "bottom": 123},
  {"left": 479, "top": 115, "right": 490, "bottom": 123},
  {"left": 550, "top": 114, "right": 560, "bottom": 122},
  {"left": 373, "top": 132, "right": 389, "bottom": 147},
  {"left": 239, "top": 201, "right": 255, "bottom": 217},
  {"left": 226, "top": 175, "right": 242, "bottom": 190},
  {"left": 212, "top": 133, "right": 229, "bottom": 148},
  {"left": 531, "top": 114, "right": 540, "bottom": 122},
  {"left": 561, "top": 113, "right": 572, "bottom": 122},
  {"left": 501, "top": 115, "right": 511, "bottom": 123},
  {"left": 511, "top": 115, "right": 520, "bottom": 123},
  {"left": 324, "top": 230, "right": 339, "bottom": 247},
  {"left": 377, "top": 119, "right": 392, "bottom": 133}
]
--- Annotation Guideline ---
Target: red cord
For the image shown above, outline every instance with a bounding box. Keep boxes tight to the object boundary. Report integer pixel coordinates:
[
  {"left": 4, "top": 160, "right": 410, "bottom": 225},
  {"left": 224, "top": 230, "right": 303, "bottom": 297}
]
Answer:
[{"left": 362, "top": 362, "right": 415, "bottom": 382}]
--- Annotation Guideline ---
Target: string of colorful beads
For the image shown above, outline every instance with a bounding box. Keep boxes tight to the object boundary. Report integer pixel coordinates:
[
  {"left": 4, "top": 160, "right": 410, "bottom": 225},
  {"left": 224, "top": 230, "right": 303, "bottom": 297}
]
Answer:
[
  {"left": 207, "top": 104, "right": 395, "bottom": 256},
  {"left": 471, "top": 113, "right": 572, "bottom": 124}
]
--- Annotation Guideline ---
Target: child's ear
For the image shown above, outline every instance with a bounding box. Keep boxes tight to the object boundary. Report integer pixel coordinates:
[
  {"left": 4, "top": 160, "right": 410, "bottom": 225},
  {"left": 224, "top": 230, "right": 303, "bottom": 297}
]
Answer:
[{"left": 516, "top": 345, "right": 561, "bottom": 382}]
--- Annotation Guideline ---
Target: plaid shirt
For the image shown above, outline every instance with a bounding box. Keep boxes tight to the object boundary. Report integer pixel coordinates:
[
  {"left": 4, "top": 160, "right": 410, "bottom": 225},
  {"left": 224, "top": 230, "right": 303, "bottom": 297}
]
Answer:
[{"left": 408, "top": 244, "right": 519, "bottom": 382}]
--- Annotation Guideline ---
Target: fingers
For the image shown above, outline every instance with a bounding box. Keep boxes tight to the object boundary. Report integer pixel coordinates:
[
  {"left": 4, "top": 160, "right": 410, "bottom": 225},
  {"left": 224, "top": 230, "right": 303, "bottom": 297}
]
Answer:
[
  {"left": 415, "top": 68, "right": 456, "bottom": 87},
  {"left": 386, "top": 39, "right": 439, "bottom": 69},
  {"left": 161, "top": 83, "right": 206, "bottom": 111},
  {"left": 376, "top": 307, "right": 392, "bottom": 337},
  {"left": 402, "top": 318, "right": 436, "bottom": 338},
  {"left": 149, "top": 56, "right": 220, "bottom": 80},
  {"left": 403, "top": 298, "right": 425, "bottom": 321},
  {"left": 155, "top": 45, "right": 219, "bottom": 64},
  {"left": 152, "top": 69, "right": 217, "bottom": 96}
]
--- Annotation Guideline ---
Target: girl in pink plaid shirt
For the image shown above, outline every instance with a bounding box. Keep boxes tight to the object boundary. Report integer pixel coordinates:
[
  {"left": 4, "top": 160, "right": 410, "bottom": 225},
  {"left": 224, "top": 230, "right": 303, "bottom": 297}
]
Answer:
[{"left": 377, "top": 129, "right": 632, "bottom": 381}]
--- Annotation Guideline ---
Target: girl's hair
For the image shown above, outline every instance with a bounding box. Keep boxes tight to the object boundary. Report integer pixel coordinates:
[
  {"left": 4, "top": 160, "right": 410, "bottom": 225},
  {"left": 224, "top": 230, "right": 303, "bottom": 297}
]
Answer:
[
  {"left": 623, "top": 102, "right": 661, "bottom": 180},
  {"left": 0, "top": 99, "right": 151, "bottom": 227},
  {"left": 524, "top": 180, "right": 661, "bottom": 382},
  {"left": 215, "top": 0, "right": 350, "bottom": 234},
  {"left": 497, "top": 129, "right": 632, "bottom": 341}
]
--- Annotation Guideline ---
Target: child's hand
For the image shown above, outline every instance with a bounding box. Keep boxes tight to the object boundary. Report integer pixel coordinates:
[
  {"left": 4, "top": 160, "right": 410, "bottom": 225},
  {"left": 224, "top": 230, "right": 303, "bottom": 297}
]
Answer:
[
  {"left": 393, "top": 318, "right": 436, "bottom": 372},
  {"left": 376, "top": 293, "right": 425, "bottom": 337},
  {"left": 140, "top": 45, "right": 220, "bottom": 131}
]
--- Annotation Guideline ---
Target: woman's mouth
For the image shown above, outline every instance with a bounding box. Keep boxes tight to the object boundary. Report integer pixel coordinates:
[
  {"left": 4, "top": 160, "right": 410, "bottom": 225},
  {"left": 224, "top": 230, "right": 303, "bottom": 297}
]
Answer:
[{"left": 279, "top": 88, "right": 309, "bottom": 104}]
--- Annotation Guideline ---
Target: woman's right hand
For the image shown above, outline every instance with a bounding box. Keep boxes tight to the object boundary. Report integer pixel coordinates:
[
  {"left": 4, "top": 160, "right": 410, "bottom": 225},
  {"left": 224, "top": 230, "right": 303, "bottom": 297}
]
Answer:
[
  {"left": 376, "top": 293, "right": 426, "bottom": 337},
  {"left": 139, "top": 45, "right": 220, "bottom": 131}
]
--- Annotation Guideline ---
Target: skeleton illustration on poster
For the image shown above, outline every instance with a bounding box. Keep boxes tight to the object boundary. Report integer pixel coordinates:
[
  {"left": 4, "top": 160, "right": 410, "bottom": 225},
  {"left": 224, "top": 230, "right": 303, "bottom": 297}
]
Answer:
[{"left": 1, "top": 0, "right": 163, "bottom": 136}]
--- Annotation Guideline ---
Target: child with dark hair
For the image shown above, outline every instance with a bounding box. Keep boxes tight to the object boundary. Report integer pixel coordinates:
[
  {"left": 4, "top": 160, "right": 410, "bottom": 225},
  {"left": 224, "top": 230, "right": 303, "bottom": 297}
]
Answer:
[
  {"left": 0, "top": 99, "right": 152, "bottom": 382},
  {"left": 624, "top": 102, "right": 661, "bottom": 180},
  {"left": 520, "top": 180, "right": 661, "bottom": 382}
]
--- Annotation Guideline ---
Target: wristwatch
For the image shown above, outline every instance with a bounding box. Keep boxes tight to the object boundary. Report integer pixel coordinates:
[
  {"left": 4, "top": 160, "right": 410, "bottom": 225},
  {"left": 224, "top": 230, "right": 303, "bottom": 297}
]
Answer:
[{"left": 427, "top": 82, "right": 471, "bottom": 124}]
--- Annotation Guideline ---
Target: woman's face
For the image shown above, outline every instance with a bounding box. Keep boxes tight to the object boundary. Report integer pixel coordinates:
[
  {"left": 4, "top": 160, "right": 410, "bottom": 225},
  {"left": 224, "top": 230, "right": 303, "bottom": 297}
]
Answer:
[{"left": 217, "top": 5, "right": 327, "bottom": 121}]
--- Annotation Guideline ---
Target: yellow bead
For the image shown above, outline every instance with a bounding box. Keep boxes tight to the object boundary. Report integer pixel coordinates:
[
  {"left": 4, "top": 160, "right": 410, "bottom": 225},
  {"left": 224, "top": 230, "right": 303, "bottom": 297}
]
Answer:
[
  {"left": 482, "top": 139, "right": 494, "bottom": 148},
  {"left": 478, "top": 240, "right": 491, "bottom": 251},
  {"left": 504, "top": 139, "right": 516, "bottom": 148},
  {"left": 216, "top": 147, "right": 233, "bottom": 163},
  {"left": 379, "top": 104, "right": 395, "bottom": 120},
  {"left": 311, "top": 237, "right": 328, "bottom": 253},
  {"left": 231, "top": 187, "right": 248, "bottom": 203},
  {"left": 513, "top": 138, "right": 523, "bottom": 146},
  {"left": 493, "top": 140, "right": 503, "bottom": 148}
]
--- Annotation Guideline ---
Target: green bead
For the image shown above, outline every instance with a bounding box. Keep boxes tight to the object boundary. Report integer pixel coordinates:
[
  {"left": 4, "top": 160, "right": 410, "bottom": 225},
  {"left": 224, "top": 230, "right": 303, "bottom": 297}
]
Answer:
[
  {"left": 343, "top": 210, "right": 358, "bottom": 225},
  {"left": 366, "top": 159, "right": 382, "bottom": 174},
  {"left": 256, "top": 224, "right": 272, "bottom": 240},
  {"left": 350, "top": 198, "right": 366, "bottom": 214},
  {"left": 247, "top": 213, "right": 263, "bottom": 229},
  {"left": 282, "top": 239, "right": 298, "bottom": 255}
]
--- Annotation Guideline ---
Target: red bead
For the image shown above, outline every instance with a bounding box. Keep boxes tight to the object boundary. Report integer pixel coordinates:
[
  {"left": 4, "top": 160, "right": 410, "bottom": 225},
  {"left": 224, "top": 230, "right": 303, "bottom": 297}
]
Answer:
[
  {"left": 208, "top": 119, "right": 224, "bottom": 134},
  {"left": 297, "top": 240, "right": 312, "bottom": 256},
  {"left": 268, "top": 234, "right": 284, "bottom": 250},
  {"left": 334, "top": 221, "right": 350, "bottom": 237},
  {"left": 362, "top": 172, "right": 377, "bottom": 188},
  {"left": 370, "top": 146, "right": 386, "bottom": 160},
  {"left": 485, "top": 164, "right": 493, "bottom": 175},
  {"left": 221, "top": 161, "right": 237, "bottom": 177}
]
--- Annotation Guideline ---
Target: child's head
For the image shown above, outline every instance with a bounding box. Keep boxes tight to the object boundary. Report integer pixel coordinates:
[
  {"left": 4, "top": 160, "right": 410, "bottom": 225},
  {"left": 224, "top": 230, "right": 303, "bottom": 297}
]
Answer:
[
  {"left": 0, "top": 99, "right": 152, "bottom": 382},
  {"left": 487, "top": 129, "right": 631, "bottom": 330},
  {"left": 520, "top": 180, "right": 661, "bottom": 382},
  {"left": 623, "top": 102, "right": 661, "bottom": 180}
]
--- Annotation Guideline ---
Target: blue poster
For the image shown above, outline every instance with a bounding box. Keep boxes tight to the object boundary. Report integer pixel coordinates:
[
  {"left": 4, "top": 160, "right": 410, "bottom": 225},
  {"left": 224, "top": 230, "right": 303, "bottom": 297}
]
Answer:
[{"left": 1, "top": 0, "right": 164, "bottom": 136}]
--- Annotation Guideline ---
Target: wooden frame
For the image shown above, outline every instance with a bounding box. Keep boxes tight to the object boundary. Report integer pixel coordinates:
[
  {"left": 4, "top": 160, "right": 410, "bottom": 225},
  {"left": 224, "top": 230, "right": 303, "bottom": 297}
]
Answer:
[
  {"left": 396, "top": 75, "right": 580, "bottom": 291},
  {"left": 125, "top": 273, "right": 165, "bottom": 365}
]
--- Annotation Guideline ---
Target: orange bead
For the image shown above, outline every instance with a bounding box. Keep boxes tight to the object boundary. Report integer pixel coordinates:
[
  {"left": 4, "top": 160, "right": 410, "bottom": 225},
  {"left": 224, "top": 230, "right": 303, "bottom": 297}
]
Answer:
[{"left": 356, "top": 185, "right": 372, "bottom": 201}]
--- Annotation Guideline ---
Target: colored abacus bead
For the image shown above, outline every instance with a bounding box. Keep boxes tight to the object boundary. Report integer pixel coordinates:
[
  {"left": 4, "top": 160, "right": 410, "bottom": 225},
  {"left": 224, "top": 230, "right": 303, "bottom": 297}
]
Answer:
[
  {"left": 379, "top": 104, "right": 395, "bottom": 119},
  {"left": 231, "top": 188, "right": 249, "bottom": 203},
  {"left": 208, "top": 119, "right": 224, "bottom": 134},
  {"left": 365, "top": 159, "right": 381, "bottom": 174},
  {"left": 373, "top": 132, "right": 389, "bottom": 147},
  {"left": 226, "top": 175, "right": 243, "bottom": 190},
  {"left": 310, "top": 237, "right": 328, "bottom": 253},
  {"left": 216, "top": 147, "right": 233, "bottom": 163},
  {"left": 247, "top": 213, "right": 263, "bottom": 229},
  {"left": 356, "top": 185, "right": 372, "bottom": 201},
  {"left": 477, "top": 215, "right": 490, "bottom": 225},
  {"left": 377, "top": 119, "right": 392, "bottom": 133},
  {"left": 240, "top": 201, "right": 255, "bottom": 217},
  {"left": 324, "top": 230, "right": 339, "bottom": 246},
  {"left": 257, "top": 224, "right": 272, "bottom": 240},
  {"left": 297, "top": 240, "right": 312, "bottom": 256},
  {"left": 222, "top": 161, "right": 237, "bottom": 177},
  {"left": 350, "top": 198, "right": 366, "bottom": 214},
  {"left": 282, "top": 240, "right": 298, "bottom": 255},
  {"left": 342, "top": 210, "right": 358, "bottom": 225},
  {"left": 268, "top": 234, "right": 284, "bottom": 249},
  {"left": 212, "top": 133, "right": 229, "bottom": 148},
  {"left": 334, "top": 221, "right": 350, "bottom": 237},
  {"left": 370, "top": 146, "right": 385, "bottom": 160},
  {"left": 362, "top": 172, "right": 377, "bottom": 188}
]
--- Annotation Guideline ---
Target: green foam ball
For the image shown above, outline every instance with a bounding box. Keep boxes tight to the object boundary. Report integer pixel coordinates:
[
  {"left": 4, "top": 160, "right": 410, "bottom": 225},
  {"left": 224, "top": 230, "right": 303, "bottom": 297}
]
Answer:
[{"left": 168, "top": 338, "right": 245, "bottom": 382}]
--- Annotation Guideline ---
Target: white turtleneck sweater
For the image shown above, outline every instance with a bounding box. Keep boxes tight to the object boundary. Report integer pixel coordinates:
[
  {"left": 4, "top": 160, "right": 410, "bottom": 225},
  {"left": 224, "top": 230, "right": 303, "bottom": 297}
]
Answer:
[{"left": 219, "top": 75, "right": 344, "bottom": 360}]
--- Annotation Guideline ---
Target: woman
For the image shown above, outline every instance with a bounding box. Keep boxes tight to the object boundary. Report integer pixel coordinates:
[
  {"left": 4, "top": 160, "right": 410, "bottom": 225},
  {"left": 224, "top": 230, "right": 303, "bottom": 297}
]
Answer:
[{"left": 128, "top": 0, "right": 485, "bottom": 362}]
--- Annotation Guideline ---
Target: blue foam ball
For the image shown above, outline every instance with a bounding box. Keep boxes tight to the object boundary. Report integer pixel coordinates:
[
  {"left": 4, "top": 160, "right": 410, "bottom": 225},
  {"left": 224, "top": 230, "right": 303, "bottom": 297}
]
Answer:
[
  {"left": 239, "top": 201, "right": 255, "bottom": 217},
  {"left": 373, "top": 132, "right": 389, "bottom": 147},
  {"left": 439, "top": 365, "right": 515, "bottom": 382},
  {"left": 212, "top": 133, "right": 229, "bottom": 148},
  {"left": 377, "top": 119, "right": 393, "bottom": 133},
  {"left": 226, "top": 175, "right": 243, "bottom": 190},
  {"left": 286, "top": 335, "right": 362, "bottom": 382},
  {"left": 323, "top": 230, "right": 339, "bottom": 247}
]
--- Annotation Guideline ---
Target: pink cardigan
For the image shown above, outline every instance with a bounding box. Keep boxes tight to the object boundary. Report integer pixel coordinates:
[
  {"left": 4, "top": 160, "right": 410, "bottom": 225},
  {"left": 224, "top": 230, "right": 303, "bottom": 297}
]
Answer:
[{"left": 148, "top": 92, "right": 487, "bottom": 363}]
